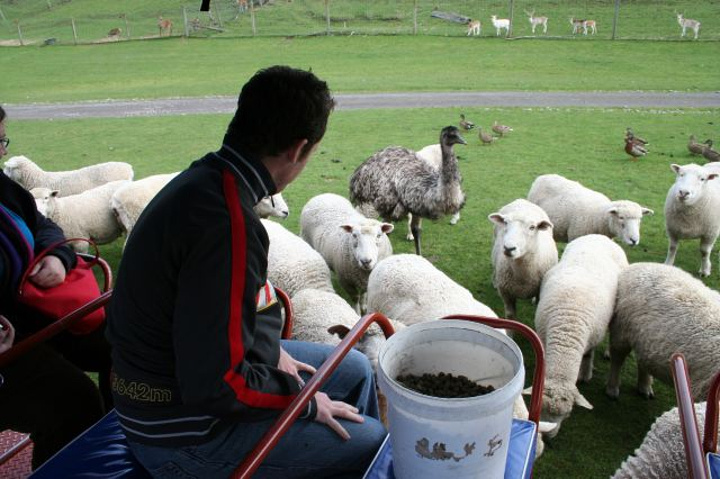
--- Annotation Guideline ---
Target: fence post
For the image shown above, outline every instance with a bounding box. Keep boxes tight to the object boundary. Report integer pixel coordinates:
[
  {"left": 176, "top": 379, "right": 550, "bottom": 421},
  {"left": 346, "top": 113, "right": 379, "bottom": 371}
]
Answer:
[
  {"left": 183, "top": 7, "right": 189, "bottom": 37},
  {"left": 15, "top": 20, "right": 23, "bottom": 46},
  {"left": 250, "top": 1, "right": 256, "bottom": 36},
  {"left": 324, "top": 0, "right": 330, "bottom": 36},
  {"left": 507, "top": 0, "right": 514, "bottom": 37},
  {"left": 413, "top": 0, "right": 417, "bottom": 35},
  {"left": 612, "top": 0, "right": 620, "bottom": 40},
  {"left": 123, "top": 13, "right": 130, "bottom": 39},
  {"left": 71, "top": 17, "right": 78, "bottom": 45},
  {"left": 213, "top": 1, "right": 223, "bottom": 29}
]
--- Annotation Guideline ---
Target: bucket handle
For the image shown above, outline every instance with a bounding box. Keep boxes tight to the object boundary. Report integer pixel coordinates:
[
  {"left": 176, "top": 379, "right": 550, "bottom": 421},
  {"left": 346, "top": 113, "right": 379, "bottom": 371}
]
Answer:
[{"left": 441, "top": 315, "right": 545, "bottom": 427}]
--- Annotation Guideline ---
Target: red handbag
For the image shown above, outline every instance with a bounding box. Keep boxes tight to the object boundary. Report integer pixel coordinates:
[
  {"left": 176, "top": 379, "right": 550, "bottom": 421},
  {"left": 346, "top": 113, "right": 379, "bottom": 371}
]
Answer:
[{"left": 16, "top": 238, "right": 108, "bottom": 334}]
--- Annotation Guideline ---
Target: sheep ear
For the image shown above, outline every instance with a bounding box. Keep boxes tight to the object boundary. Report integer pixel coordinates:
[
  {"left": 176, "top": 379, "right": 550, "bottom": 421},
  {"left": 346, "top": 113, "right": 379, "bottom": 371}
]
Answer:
[
  {"left": 642, "top": 207, "right": 654, "bottom": 216},
  {"left": 574, "top": 392, "right": 593, "bottom": 410},
  {"left": 50, "top": 190, "right": 60, "bottom": 198},
  {"left": 538, "top": 421, "right": 557, "bottom": 433},
  {"left": 708, "top": 173, "right": 719, "bottom": 181},
  {"left": 522, "top": 386, "right": 533, "bottom": 396},
  {"left": 537, "top": 220, "right": 553, "bottom": 231},
  {"left": 607, "top": 207, "right": 618, "bottom": 216},
  {"left": 671, "top": 163, "right": 681, "bottom": 174},
  {"left": 340, "top": 224, "right": 354, "bottom": 233},
  {"left": 381, "top": 223, "right": 394, "bottom": 234},
  {"left": 327, "top": 324, "right": 351, "bottom": 339},
  {"left": 488, "top": 213, "right": 505, "bottom": 225}
]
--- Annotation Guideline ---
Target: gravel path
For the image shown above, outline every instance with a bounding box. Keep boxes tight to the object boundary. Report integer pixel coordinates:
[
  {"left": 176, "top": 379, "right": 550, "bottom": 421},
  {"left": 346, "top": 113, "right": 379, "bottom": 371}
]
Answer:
[{"left": 6, "top": 91, "right": 720, "bottom": 120}]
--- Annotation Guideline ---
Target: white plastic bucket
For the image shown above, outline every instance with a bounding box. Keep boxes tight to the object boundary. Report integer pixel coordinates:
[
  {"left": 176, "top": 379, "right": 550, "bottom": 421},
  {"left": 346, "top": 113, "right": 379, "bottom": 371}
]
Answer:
[{"left": 377, "top": 319, "right": 524, "bottom": 479}]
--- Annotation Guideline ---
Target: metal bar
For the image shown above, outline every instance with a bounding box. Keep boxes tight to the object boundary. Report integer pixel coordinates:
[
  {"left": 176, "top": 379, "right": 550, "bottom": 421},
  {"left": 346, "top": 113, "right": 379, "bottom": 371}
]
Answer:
[{"left": 704, "top": 369, "right": 720, "bottom": 454}]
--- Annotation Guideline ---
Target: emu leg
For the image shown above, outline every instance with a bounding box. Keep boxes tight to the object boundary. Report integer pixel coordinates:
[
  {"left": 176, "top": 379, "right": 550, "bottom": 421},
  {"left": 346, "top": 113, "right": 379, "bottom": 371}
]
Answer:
[{"left": 410, "top": 214, "right": 422, "bottom": 255}]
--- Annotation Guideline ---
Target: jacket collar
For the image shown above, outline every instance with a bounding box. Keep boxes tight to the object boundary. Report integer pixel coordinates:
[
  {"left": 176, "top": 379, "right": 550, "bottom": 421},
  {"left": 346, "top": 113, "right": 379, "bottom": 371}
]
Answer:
[{"left": 213, "top": 144, "right": 277, "bottom": 204}]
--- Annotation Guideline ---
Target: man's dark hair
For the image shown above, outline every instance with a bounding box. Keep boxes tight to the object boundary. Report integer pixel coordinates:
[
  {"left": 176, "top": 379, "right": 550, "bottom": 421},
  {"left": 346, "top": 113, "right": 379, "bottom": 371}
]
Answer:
[
  {"left": 225, "top": 66, "right": 334, "bottom": 158},
  {"left": 0, "top": 105, "right": 6, "bottom": 123}
]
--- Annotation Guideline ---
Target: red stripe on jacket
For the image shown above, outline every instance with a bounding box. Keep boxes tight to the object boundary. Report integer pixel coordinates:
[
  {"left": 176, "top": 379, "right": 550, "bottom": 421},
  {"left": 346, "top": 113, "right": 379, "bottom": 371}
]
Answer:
[{"left": 221, "top": 170, "right": 294, "bottom": 409}]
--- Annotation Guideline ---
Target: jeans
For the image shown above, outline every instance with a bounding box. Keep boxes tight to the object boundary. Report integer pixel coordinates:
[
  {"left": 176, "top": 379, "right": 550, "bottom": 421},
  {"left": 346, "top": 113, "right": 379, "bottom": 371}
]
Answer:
[{"left": 128, "top": 341, "right": 387, "bottom": 479}]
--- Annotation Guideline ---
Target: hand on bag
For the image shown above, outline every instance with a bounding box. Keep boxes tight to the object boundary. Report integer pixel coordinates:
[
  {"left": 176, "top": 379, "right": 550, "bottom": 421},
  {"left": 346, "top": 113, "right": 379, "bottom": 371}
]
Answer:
[
  {"left": 313, "top": 392, "right": 364, "bottom": 440},
  {"left": 0, "top": 316, "right": 16, "bottom": 354},
  {"left": 278, "top": 346, "right": 316, "bottom": 387},
  {"left": 29, "top": 255, "right": 66, "bottom": 288}
]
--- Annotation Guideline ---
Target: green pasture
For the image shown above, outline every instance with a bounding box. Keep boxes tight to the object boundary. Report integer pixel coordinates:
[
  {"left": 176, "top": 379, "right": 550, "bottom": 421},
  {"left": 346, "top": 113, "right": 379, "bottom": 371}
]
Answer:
[
  {"left": 1, "top": 36, "right": 720, "bottom": 103},
  {"left": 1, "top": 0, "right": 719, "bottom": 41},
  {"left": 6, "top": 105, "right": 719, "bottom": 477}
]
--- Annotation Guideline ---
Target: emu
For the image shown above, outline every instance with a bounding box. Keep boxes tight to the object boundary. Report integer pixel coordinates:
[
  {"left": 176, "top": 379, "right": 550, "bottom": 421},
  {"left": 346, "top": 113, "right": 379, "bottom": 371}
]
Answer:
[{"left": 349, "top": 126, "right": 466, "bottom": 256}]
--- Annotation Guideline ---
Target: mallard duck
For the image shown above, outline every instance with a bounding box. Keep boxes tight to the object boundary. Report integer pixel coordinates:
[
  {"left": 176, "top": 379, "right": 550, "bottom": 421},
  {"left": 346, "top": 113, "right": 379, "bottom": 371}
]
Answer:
[
  {"left": 478, "top": 127, "right": 495, "bottom": 145},
  {"left": 459, "top": 114, "right": 475, "bottom": 131},
  {"left": 625, "top": 137, "right": 647, "bottom": 161},
  {"left": 688, "top": 135, "right": 707, "bottom": 156},
  {"left": 702, "top": 140, "right": 720, "bottom": 162},
  {"left": 492, "top": 121, "right": 513, "bottom": 137},
  {"left": 625, "top": 127, "right": 648, "bottom": 146}
]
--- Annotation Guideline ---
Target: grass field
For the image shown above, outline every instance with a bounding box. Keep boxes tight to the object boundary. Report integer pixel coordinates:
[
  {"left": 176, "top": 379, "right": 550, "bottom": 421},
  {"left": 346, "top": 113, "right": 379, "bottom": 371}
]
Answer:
[{"left": 7, "top": 105, "right": 719, "bottom": 477}]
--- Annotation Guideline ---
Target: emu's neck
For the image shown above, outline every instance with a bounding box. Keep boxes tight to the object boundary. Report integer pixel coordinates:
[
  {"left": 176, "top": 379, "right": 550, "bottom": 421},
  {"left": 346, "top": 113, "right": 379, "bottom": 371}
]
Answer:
[{"left": 439, "top": 142, "right": 460, "bottom": 187}]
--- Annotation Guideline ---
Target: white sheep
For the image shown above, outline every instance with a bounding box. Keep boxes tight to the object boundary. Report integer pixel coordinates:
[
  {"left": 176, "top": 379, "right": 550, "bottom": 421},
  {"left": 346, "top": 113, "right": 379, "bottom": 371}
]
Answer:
[
  {"left": 533, "top": 234, "right": 628, "bottom": 436},
  {"left": 527, "top": 173, "right": 654, "bottom": 245},
  {"left": 367, "top": 253, "right": 554, "bottom": 456},
  {"left": 488, "top": 198, "right": 558, "bottom": 319},
  {"left": 31, "top": 181, "right": 129, "bottom": 252},
  {"left": 664, "top": 163, "right": 720, "bottom": 277},
  {"left": 110, "top": 173, "right": 180, "bottom": 236},
  {"left": 300, "top": 193, "right": 394, "bottom": 314},
  {"left": 254, "top": 193, "right": 289, "bottom": 220},
  {"left": 5, "top": 155, "right": 134, "bottom": 195},
  {"left": 290, "top": 288, "right": 405, "bottom": 373},
  {"left": 606, "top": 262, "right": 720, "bottom": 401},
  {"left": 612, "top": 402, "right": 710, "bottom": 479},
  {"left": 260, "top": 219, "right": 334, "bottom": 298}
]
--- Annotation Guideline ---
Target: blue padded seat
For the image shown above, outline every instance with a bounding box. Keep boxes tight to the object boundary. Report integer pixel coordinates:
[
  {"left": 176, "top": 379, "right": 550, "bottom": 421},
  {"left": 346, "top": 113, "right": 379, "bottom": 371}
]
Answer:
[
  {"left": 30, "top": 410, "right": 150, "bottom": 478},
  {"left": 709, "top": 452, "right": 719, "bottom": 479},
  {"left": 363, "top": 418, "right": 537, "bottom": 479}
]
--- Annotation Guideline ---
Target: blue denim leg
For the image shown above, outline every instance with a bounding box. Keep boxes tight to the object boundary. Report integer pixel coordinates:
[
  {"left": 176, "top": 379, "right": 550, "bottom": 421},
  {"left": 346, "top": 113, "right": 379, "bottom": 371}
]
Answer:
[{"left": 128, "top": 341, "right": 387, "bottom": 479}]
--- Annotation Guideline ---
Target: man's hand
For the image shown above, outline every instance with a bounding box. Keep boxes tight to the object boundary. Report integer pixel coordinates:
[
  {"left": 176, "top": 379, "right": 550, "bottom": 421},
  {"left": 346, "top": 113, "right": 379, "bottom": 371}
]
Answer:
[
  {"left": 29, "top": 255, "right": 66, "bottom": 288},
  {"left": 314, "top": 392, "right": 364, "bottom": 440},
  {"left": 278, "top": 346, "right": 316, "bottom": 387},
  {"left": 0, "top": 316, "right": 16, "bottom": 354}
]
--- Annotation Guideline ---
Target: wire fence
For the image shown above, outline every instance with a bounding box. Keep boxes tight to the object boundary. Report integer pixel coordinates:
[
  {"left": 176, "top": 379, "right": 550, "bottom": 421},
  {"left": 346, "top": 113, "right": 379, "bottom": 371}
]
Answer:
[{"left": 1, "top": 0, "right": 718, "bottom": 46}]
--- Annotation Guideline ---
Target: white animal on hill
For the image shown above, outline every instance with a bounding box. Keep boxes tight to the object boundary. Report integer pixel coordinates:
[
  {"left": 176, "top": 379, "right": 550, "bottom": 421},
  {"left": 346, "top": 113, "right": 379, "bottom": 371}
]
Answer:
[
  {"left": 32, "top": 181, "right": 129, "bottom": 252},
  {"left": 612, "top": 402, "right": 711, "bottom": 479},
  {"left": 261, "top": 219, "right": 334, "bottom": 299},
  {"left": 525, "top": 10, "right": 548, "bottom": 34},
  {"left": 606, "top": 262, "right": 720, "bottom": 401},
  {"left": 4, "top": 155, "right": 134, "bottom": 195},
  {"left": 677, "top": 13, "right": 701, "bottom": 40},
  {"left": 300, "top": 193, "right": 393, "bottom": 314},
  {"left": 490, "top": 15, "right": 510, "bottom": 36},
  {"left": 533, "top": 234, "right": 628, "bottom": 436},
  {"left": 664, "top": 162, "right": 720, "bottom": 277},
  {"left": 489, "top": 199, "right": 558, "bottom": 319},
  {"left": 527, "top": 173, "right": 654, "bottom": 245}
]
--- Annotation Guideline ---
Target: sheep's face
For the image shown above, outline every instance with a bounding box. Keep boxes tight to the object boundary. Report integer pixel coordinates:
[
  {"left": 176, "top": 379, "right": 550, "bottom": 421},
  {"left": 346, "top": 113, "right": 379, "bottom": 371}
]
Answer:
[
  {"left": 670, "top": 163, "right": 719, "bottom": 206},
  {"left": 607, "top": 201, "right": 653, "bottom": 246},
  {"left": 489, "top": 212, "right": 553, "bottom": 260},
  {"left": 254, "top": 193, "right": 289, "bottom": 219},
  {"left": 340, "top": 221, "right": 394, "bottom": 271},
  {"left": 541, "top": 383, "right": 593, "bottom": 438},
  {"left": 30, "top": 188, "right": 58, "bottom": 217}
]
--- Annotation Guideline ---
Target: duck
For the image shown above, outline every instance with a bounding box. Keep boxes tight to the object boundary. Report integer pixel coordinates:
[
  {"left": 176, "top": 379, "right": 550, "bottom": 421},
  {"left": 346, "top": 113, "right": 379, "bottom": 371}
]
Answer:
[
  {"left": 688, "top": 135, "right": 707, "bottom": 156},
  {"left": 625, "top": 136, "right": 647, "bottom": 161},
  {"left": 625, "top": 127, "right": 648, "bottom": 146},
  {"left": 478, "top": 127, "right": 495, "bottom": 145},
  {"left": 492, "top": 121, "right": 513, "bottom": 137},
  {"left": 702, "top": 140, "right": 720, "bottom": 162},
  {"left": 459, "top": 114, "right": 476, "bottom": 131}
]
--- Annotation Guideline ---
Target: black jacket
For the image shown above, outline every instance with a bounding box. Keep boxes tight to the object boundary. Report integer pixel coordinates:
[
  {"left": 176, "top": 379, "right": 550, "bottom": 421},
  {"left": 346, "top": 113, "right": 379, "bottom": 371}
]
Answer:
[{"left": 107, "top": 146, "right": 309, "bottom": 446}]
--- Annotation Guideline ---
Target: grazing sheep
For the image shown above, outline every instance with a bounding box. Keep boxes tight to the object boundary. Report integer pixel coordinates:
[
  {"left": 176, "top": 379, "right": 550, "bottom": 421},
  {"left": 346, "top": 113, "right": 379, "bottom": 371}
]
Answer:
[
  {"left": 402, "top": 143, "right": 461, "bottom": 241},
  {"left": 31, "top": 181, "right": 129, "bottom": 252},
  {"left": 300, "top": 193, "right": 393, "bottom": 313},
  {"left": 664, "top": 162, "right": 720, "bottom": 277},
  {"left": 349, "top": 126, "right": 466, "bottom": 255},
  {"left": 606, "top": 262, "right": 720, "bottom": 401},
  {"left": 612, "top": 402, "right": 710, "bottom": 479},
  {"left": 533, "top": 234, "right": 628, "bottom": 436},
  {"left": 367, "top": 253, "right": 553, "bottom": 456},
  {"left": 291, "top": 288, "right": 405, "bottom": 373},
  {"left": 528, "top": 173, "right": 654, "bottom": 245},
  {"left": 261, "top": 219, "right": 334, "bottom": 298},
  {"left": 489, "top": 199, "right": 558, "bottom": 319},
  {"left": 254, "top": 193, "right": 289, "bottom": 220},
  {"left": 4, "top": 155, "right": 134, "bottom": 195},
  {"left": 111, "top": 173, "right": 180, "bottom": 236}
]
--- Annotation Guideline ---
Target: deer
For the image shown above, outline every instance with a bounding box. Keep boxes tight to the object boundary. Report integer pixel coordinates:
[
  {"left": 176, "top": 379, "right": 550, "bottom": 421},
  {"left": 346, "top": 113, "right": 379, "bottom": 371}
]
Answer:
[
  {"left": 490, "top": 15, "right": 510, "bottom": 37},
  {"left": 582, "top": 19, "right": 597, "bottom": 35},
  {"left": 524, "top": 10, "right": 548, "bottom": 34},
  {"left": 157, "top": 16, "right": 173, "bottom": 37},
  {"left": 677, "top": 13, "right": 700, "bottom": 40},
  {"left": 237, "top": 0, "right": 248, "bottom": 13},
  {"left": 466, "top": 19, "right": 481, "bottom": 36}
]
